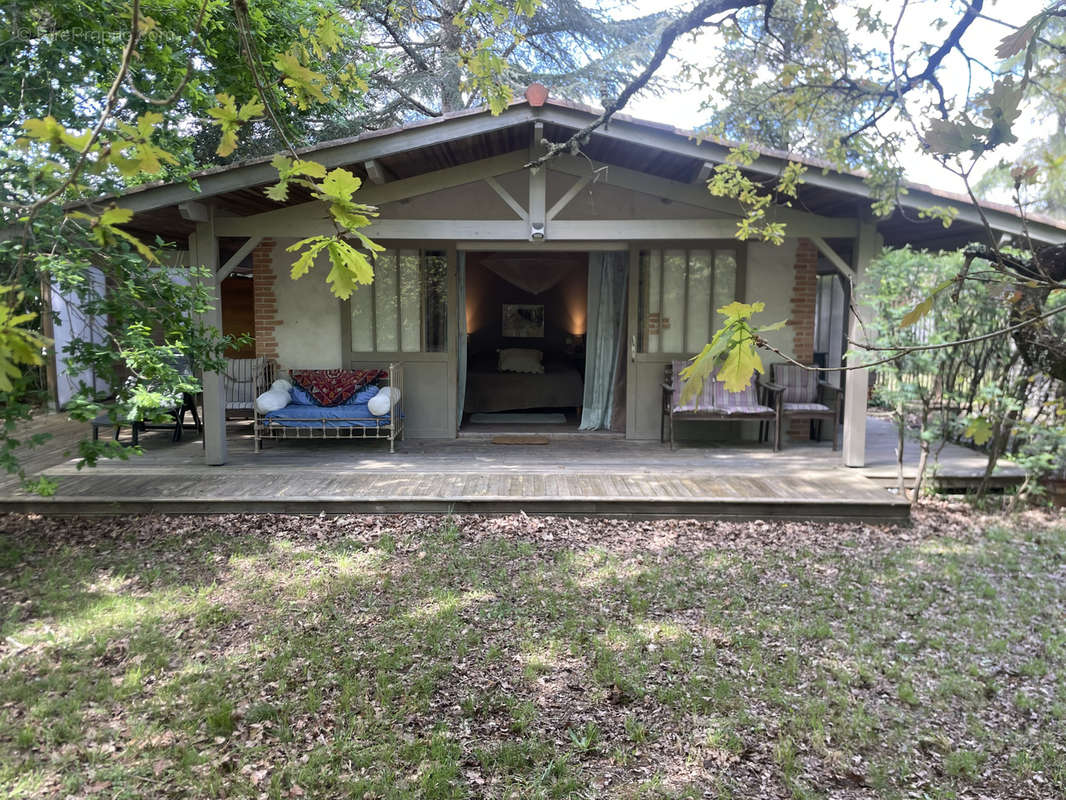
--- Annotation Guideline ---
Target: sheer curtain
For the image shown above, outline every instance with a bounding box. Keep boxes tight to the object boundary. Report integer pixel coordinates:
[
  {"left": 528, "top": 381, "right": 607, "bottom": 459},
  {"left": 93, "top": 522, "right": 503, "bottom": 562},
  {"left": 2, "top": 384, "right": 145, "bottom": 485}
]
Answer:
[
  {"left": 580, "top": 251, "right": 627, "bottom": 431},
  {"left": 456, "top": 251, "right": 467, "bottom": 430}
]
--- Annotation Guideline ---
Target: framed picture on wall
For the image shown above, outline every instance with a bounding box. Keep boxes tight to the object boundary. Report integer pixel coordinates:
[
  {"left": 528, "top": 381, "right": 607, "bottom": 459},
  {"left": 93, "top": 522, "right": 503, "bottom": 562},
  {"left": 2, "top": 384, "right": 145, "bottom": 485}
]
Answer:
[{"left": 501, "top": 304, "right": 544, "bottom": 338}]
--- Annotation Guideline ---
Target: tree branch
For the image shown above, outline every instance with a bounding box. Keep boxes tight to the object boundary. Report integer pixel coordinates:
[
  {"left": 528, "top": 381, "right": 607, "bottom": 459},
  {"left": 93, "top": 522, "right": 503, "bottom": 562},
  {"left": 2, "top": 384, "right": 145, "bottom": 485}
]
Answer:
[{"left": 525, "top": 0, "right": 763, "bottom": 170}]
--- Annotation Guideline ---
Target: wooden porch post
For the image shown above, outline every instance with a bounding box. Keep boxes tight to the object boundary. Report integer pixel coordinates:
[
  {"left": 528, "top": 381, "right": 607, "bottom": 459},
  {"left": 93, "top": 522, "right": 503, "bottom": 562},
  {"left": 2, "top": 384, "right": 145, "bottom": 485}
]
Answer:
[
  {"left": 193, "top": 220, "right": 228, "bottom": 465},
  {"left": 842, "top": 221, "right": 880, "bottom": 467},
  {"left": 529, "top": 121, "right": 546, "bottom": 240}
]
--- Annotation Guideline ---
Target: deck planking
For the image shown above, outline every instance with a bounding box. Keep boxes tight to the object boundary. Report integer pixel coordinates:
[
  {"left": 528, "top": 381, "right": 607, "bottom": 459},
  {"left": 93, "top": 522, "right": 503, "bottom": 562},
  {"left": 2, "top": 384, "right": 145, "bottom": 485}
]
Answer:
[{"left": 0, "top": 412, "right": 1021, "bottom": 521}]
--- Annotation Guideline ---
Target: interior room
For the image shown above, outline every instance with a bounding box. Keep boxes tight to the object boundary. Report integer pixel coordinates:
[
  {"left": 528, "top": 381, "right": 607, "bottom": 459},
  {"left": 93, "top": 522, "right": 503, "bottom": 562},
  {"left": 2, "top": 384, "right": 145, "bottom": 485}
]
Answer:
[{"left": 461, "top": 250, "right": 595, "bottom": 433}]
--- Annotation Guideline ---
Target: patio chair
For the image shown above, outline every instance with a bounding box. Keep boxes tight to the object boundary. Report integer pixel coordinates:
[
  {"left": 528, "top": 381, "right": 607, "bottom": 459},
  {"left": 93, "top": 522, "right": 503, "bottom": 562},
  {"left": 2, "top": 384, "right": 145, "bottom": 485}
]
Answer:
[
  {"left": 662, "top": 361, "right": 783, "bottom": 451},
  {"left": 769, "top": 362, "right": 842, "bottom": 451}
]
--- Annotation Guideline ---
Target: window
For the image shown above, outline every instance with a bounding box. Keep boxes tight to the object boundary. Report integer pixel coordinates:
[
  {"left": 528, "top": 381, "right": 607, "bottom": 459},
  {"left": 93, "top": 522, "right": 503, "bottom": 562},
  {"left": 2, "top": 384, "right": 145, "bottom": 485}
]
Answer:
[
  {"left": 637, "top": 247, "right": 738, "bottom": 354},
  {"left": 350, "top": 248, "right": 448, "bottom": 353}
]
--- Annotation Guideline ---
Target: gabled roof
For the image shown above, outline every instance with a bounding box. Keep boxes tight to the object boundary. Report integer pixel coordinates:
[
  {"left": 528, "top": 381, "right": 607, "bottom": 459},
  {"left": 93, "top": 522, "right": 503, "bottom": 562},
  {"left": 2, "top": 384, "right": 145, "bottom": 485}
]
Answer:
[{"left": 98, "top": 97, "right": 1066, "bottom": 249}]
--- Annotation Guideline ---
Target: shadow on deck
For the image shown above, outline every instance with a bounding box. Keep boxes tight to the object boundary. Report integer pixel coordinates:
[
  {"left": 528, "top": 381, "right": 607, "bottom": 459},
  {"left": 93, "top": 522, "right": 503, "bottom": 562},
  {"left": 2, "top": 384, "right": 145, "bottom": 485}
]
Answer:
[{"left": 0, "top": 414, "right": 1020, "bottom": 522}]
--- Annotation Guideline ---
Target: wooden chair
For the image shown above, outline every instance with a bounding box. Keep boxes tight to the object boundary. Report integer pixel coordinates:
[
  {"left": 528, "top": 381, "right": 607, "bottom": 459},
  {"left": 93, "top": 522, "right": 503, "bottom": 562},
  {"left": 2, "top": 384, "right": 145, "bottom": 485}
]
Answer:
[
  {"left": 662, "top": 361, "right": 783, "bottom": 451},
  {"left": 769, "top": 362, "right": 842, "bottom": 450}
]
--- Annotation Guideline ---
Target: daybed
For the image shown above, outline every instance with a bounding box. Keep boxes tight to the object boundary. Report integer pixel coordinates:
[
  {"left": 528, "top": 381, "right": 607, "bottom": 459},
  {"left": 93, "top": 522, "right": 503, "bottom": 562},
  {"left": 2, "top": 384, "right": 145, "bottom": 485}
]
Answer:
[
  {"left": 464, "top": 352, "right": 584, "bottom": 414},
  {"left": 253, "top": 363, "right": 404, "bottom": 453}
]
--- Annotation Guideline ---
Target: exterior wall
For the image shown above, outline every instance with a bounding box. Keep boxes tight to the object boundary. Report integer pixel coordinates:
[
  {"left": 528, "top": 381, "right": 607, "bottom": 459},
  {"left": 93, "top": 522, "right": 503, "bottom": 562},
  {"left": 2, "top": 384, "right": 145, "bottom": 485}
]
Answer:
[
  {"left": 745, "top": 239, "right": 798, "bottom": 358},
  {"left": 787, "top": 238, "right": 820, "bottom": 440},
  {"left": 252, "top": 239, "right": 280, "bottom": 361},
  {"left": 788, "top": 238, "right": 818, "bottom": 365},
  {"left": 255, "top": 232, "right": 816, "bottom": 443},
  {"left": 743, "top": 238, "right": 822, "bottom": 441},
  {"left": 257, "top": 238, "right": 456, "bottom": 438},
  {"left": 378, "top": 180, "right": 517, "bottom": 220},
  {"left": 255, "top": 238, "right": 342, "bottom": 369}
]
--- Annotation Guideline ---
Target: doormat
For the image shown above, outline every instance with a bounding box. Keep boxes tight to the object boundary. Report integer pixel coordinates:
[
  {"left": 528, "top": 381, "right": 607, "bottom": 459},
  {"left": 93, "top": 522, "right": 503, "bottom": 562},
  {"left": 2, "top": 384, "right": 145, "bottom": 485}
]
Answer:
[
  {"left": 491, "top": 435, "right": 551, "bottom": 445},
  {"left": 470, "top": 412, "right": 567, "bottom": 424}
]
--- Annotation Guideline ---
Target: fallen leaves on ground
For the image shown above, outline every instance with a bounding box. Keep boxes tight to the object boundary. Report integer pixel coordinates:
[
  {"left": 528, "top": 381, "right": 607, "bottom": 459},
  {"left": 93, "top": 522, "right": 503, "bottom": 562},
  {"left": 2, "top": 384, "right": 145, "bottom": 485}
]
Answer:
[{"left": 0, "top": 500, "right": 1063, "bottom": 798}]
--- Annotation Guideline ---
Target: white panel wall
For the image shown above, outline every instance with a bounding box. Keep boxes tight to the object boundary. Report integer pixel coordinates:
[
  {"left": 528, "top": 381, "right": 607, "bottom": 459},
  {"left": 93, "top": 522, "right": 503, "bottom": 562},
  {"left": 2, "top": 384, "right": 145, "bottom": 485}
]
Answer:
[
  {"left": 52, "top": 266, "right": 109, "bottom": 408},
  {"left": 745, "top": 239, "right": 797, "bottom": 361},
  {"left": 271, "top": 240, "right": 343, "bottom": 369}
]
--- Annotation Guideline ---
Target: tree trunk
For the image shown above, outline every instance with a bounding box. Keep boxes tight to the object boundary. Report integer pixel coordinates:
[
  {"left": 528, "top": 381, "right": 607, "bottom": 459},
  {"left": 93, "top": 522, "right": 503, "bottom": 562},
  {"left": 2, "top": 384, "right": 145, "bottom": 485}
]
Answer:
[
  {"left": 439, "top": 2, "right": 465, "bottom": 113},
  {"left": 894, "top": 401, "right": 907, "bottom": 500}
]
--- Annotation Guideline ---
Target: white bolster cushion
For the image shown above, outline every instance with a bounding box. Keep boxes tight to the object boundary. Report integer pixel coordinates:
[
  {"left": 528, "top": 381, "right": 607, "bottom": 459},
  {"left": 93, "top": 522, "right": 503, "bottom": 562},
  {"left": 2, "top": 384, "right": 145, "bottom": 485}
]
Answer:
[
  {"left": 368, "top": 386, "right": 401, "bottom": 416},
  {"left": 254, "top": 387, "right": 291, "bottom": 414}
]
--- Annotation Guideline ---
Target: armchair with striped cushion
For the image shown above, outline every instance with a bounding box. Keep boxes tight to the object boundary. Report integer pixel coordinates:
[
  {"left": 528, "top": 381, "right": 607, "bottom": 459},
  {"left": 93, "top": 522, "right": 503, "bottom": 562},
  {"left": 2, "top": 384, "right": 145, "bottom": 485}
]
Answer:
[{"left": 769, "top": 362, "right": 842, "bottom": 450}]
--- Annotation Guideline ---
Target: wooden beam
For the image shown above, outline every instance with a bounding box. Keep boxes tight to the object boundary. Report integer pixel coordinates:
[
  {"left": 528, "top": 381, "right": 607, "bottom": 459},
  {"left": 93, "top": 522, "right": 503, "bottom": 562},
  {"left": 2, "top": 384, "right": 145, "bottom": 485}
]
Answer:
[
  {"left": 547, "top": 175, "right": 591, "bottom": 221},
  {"left": 216, "top": 235, "right": 262, "bottom": 279},
  {"left": 695, "top": 162, "right": 714, "bottom": 184},
  {"left": 364, "top": 159, "right": 388, "bottom": 185},
  {"left": 529, "top": 121, "right": 546, "bottom": 240},
  {"left": 101, "top": 107, "right": 541, "bottom": 214},
  {"left": 550, "top": 156, "right": 860, "bottom": 237},
  {"left": 193, "top": 220, "right": 228, "bottom": 466},
  {"left": 368, "top": 220, "right": 530, "bottom": 239},
  {"left": 548, "top": 219, "right": 746, "bottom": 239},
  {"left": 540, "top": 105, "right": 1066, "bottom": 245},
  {"left": 457, "top": 240, "right": 628, "bottom": 251},
  {"left": 811, "top": 236, "right": 856, "bottom": 282},
  {"left": 211, "top": 151, "right": 530, "bottom": 237},
  {"left": 842, "top": 222, "right": 881, "bottom": 468},
  {"left": 179, "top": 201, "right": 210, "bottom": 222},
  {"left": 484, "top": 176, "right": 527, "bottom": 220},
  {"left": 221, "top": 216, "right": 820, "bottom": 242}
]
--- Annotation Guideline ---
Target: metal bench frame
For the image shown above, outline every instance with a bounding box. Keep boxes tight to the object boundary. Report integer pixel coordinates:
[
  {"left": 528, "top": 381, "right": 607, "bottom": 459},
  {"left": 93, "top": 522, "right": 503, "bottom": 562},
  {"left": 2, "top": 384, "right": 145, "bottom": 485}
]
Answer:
[
  {"left": 661, "top": 362, "right": 784, "bottom": 451},
  {"left": 253, "top": 362, "right": 405, "bottom": 453}
]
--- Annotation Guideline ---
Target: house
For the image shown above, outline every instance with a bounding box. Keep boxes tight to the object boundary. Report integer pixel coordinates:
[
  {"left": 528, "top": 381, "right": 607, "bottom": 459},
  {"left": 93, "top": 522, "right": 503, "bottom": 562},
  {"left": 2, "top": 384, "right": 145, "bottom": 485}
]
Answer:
[{"left": 98, "top": 86, "right": 1066, "bottom": 467}]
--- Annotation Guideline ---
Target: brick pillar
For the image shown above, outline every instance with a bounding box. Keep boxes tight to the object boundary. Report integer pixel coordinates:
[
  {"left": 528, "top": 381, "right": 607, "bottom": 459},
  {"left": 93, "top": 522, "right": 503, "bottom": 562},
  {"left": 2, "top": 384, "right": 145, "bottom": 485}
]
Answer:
[
  {"left": 251, "top": 239, "right": 280, "bottom": 361},
  {"left": 787, "top": 238, "right": 818, "bottom": 440}
]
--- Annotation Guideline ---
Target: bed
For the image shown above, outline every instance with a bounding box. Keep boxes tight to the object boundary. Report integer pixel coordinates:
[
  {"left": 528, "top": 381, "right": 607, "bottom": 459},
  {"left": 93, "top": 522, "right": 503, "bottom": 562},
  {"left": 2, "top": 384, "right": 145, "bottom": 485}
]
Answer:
[{"left": 464, "top": 353, "right": 584, "bottom": 414}]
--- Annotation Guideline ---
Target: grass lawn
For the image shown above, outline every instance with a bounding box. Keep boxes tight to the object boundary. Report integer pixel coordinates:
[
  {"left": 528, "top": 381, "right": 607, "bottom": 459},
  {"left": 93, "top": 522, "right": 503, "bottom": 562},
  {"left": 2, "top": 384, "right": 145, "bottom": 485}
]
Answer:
[{"left": 1, "top": 506, "right": 1064, "bottom": 799}]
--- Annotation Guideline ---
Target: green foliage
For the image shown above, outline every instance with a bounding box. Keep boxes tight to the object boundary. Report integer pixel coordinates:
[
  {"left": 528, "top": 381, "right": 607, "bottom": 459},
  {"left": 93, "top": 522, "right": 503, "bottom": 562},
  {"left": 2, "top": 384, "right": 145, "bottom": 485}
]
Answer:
[
  {"left": 271, "top": 164, "right": 383, "bottom": 299},
  {"left": 922, "top": 78, "right": 1023, "bottom": 156},
  {"left": 705, "top": 145, "right": 806, "bottom": 244},
  {"left": 864, "top": 248, "right": 1066, "bottom": 495},
  {"left": 358, "top": 0, "right": 665, "bottom": 121},
  {"left": 206, "top": 94, "right": 266, "bottom": 157},
  {"left": 274, "top": 50, "right": 332, "bottom": 109},
  {"left": 30, "top": 224, "right": 243, "bottom": 469},
  {"left": 680, "top": 301, "right": 786, "bottom": 402},
  {"left": 0, "top": 288, "right": 46, "bottom": 393},
  {"left": 964, "top": 417, "right": 995, "bottom": 447}
]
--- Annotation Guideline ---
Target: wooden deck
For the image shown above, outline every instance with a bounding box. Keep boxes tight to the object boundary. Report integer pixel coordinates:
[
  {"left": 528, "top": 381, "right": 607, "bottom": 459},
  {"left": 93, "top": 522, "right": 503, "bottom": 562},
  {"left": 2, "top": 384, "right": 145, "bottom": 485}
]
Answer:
[{"left": 0, "top": 413, "right": 1020, "bottom": 522}]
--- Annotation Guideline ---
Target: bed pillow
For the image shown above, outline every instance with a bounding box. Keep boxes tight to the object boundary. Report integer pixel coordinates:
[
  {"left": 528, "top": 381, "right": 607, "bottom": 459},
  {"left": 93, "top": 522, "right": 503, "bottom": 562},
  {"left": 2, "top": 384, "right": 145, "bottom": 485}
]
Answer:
[
  {"left": 353, "top": 384, "right": 380, "bottom": 405},
  {"left": 289, "top": 368, "right": 387, "bottom": 406},
  {"left": 498, "top": 348, "right": 544, "bottom": 374},
  {"left": 289, "top": 384, "right": 316, "bottom": 405}
]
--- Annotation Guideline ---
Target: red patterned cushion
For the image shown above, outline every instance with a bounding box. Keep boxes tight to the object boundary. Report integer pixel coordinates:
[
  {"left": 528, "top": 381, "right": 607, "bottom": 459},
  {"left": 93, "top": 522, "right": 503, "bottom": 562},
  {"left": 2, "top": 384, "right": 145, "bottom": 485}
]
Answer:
[{"left": 289, "top": 369, "right": 386, "bottom": 407}]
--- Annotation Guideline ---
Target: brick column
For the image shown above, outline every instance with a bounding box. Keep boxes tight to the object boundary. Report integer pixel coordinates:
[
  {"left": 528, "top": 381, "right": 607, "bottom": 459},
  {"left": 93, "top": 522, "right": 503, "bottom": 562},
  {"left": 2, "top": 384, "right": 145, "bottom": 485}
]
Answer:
[
  {"left": 787, "top": 238, "right": 818, "bottom": 440},
  {"left": 251, "top": 239, "right": 280, "bottom": 361}
]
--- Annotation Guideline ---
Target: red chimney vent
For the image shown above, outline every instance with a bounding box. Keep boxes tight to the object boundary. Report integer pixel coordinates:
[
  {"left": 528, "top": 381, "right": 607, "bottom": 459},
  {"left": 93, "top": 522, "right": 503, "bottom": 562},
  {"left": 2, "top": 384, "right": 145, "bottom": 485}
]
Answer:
[{"left": 525, "top": 83, "right": 548, "bottom": 107}]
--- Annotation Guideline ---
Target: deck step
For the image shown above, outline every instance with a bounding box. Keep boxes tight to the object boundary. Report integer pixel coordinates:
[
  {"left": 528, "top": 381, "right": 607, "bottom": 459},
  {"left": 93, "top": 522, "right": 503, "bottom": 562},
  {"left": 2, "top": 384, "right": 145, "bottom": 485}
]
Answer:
[{"left": 0, "top": 470, "right": 910, "bottom": 523}]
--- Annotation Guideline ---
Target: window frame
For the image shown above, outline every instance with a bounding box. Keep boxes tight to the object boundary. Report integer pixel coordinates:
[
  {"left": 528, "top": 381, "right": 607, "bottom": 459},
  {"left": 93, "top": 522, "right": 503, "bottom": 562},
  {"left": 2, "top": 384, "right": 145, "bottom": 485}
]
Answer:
[
  {"left": 340, "top": 240, "right": 455, "bottom": 363},
  {"left": 631, "top": 240, "right": 747, "bottom": 356}
]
